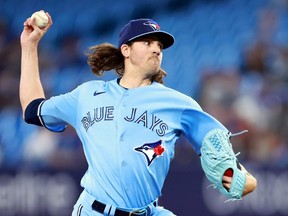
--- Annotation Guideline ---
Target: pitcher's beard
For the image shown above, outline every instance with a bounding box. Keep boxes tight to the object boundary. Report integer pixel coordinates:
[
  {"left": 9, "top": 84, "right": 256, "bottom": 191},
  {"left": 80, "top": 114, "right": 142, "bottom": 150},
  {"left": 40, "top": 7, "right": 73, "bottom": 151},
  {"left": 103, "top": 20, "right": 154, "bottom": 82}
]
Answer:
[{"left": 148, "top": 57, "right": 161, "bottom": 73}]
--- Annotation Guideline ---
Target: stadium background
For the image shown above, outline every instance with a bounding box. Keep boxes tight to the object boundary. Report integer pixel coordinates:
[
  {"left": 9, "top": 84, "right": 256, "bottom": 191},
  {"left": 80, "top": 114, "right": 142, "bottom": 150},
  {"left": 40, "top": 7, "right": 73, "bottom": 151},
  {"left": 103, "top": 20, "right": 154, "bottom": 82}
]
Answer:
[{"left": 1, "top": 0, "right": 288, "bottom": 215}]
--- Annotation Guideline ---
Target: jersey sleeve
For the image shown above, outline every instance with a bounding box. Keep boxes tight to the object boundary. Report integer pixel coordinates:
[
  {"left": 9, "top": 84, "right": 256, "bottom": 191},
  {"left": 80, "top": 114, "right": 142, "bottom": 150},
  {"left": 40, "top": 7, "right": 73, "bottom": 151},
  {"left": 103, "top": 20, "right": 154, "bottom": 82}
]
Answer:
[
  {"left": 180, "top": 100, "right": 228, "bottom": 155},
  {"left": 39, "top": 85, "right": 81, "bottom": 132}
]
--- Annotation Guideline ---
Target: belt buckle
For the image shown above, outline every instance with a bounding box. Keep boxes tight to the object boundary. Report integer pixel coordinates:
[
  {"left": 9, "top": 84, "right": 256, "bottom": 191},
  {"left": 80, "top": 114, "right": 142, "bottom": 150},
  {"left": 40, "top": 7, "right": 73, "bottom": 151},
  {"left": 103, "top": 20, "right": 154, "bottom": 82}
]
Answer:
[{"left": 129, "top": 208, "right": 147, "bottom": 216}]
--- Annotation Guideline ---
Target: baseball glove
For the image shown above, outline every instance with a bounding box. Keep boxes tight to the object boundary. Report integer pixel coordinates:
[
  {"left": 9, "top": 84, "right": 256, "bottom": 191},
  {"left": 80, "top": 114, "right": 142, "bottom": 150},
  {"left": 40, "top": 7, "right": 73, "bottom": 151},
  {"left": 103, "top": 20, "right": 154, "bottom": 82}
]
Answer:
[{"left": 200, "top": 129, "right": 246, "bottom": 201}]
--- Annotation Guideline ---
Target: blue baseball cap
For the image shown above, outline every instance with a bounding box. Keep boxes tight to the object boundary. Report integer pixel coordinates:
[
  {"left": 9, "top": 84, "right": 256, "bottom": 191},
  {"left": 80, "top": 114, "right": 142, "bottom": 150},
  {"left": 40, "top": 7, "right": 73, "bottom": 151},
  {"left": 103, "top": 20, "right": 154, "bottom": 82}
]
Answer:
[{"left": 118, "top": 18, "right": 175, "bottom": 49}]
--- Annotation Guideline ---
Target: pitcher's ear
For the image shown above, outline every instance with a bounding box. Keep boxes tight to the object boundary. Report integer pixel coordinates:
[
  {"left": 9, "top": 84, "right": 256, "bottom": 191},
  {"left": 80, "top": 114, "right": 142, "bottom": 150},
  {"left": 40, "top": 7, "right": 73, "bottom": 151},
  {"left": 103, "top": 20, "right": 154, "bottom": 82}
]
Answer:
[{"left": 120, "top": 44, "right": 130, "bottom": 58}]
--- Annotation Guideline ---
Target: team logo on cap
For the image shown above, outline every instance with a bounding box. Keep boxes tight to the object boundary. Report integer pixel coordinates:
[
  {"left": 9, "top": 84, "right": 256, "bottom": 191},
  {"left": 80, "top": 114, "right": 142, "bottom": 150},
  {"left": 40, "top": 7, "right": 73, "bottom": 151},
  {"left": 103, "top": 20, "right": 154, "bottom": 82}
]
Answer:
[
  {"left": 143, "top": 21, "right": 160, "bottom": 31},
  {"left": 134, "top": 140, "right": 165, "bottom": 166}
]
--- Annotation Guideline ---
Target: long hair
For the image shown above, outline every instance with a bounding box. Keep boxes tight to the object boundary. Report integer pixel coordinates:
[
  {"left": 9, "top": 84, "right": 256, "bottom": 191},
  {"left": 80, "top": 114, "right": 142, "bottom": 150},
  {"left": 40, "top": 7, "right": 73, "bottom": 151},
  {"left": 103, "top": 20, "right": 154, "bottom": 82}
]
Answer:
[{"left": 86, "top": 43, "right": 167, "bottom": 84}]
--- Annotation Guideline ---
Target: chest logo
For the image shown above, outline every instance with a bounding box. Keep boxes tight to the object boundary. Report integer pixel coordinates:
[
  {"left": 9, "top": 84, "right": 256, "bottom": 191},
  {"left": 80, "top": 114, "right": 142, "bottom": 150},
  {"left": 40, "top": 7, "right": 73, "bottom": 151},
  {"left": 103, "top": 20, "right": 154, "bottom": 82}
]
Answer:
[
  {"left": 134, "top": 140, "right": 165, "bottom": 166},
  {"left": 93, "top": 91, "right": 106, "bottom": 96}
]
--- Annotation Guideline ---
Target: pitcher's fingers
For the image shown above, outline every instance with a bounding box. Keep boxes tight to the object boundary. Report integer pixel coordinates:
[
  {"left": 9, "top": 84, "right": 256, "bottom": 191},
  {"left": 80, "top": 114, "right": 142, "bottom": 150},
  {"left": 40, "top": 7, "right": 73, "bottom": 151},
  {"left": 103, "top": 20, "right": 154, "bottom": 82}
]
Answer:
[
  {"left": 46, "top": 12, "right": 53, "bottom": 25},
  {"left": 222, "top": 175, "right": 232, "bottom": 183},
  {"left": 222, "top": 182, "right": 231, "bottom": 190}
]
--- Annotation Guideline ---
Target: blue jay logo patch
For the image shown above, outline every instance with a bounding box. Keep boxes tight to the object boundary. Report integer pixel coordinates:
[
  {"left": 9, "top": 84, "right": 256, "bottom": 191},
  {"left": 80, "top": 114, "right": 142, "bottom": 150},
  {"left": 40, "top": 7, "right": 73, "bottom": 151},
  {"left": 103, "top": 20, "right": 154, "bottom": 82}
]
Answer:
[
  {"left": 134, "top": 140, "right": 165, "bottom": 166},
  {"left": 144, "top": 21, "right": 160, "bottom": 31}
]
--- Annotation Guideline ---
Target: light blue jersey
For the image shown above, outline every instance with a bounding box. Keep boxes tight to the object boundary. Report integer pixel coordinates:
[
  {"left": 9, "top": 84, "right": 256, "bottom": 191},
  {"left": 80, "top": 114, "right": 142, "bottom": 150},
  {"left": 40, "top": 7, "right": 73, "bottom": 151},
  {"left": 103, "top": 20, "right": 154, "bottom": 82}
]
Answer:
[{"left": 39, "top": 78, "right": 227, "bottom": 210}]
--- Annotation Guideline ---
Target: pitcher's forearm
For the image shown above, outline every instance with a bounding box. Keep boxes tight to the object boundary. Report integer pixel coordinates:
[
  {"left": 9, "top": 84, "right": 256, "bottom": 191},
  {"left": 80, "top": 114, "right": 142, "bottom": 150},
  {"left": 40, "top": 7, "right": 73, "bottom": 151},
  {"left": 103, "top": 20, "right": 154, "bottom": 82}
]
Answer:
[{"left": 20, "top": 45, "right": 45, "bottom": 113}]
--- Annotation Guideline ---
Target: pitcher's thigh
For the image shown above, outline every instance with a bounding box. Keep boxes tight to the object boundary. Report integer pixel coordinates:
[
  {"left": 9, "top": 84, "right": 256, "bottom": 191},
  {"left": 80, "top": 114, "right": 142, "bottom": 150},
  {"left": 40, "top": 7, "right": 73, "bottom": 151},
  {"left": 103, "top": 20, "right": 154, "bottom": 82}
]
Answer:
[
  {"left": 72, "top": 203, "right": 102, "bottom": 216},
  {"left": 152, "top": 206, "right": 176, "bottom": 216}
]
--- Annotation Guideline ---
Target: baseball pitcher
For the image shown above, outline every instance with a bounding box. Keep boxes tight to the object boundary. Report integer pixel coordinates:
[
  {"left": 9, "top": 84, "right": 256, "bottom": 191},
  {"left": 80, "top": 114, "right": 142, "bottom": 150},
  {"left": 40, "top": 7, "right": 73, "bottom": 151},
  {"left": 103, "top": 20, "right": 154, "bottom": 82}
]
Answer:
[{"left": 20, "top": 11, "right": 257, "bottom": 216}]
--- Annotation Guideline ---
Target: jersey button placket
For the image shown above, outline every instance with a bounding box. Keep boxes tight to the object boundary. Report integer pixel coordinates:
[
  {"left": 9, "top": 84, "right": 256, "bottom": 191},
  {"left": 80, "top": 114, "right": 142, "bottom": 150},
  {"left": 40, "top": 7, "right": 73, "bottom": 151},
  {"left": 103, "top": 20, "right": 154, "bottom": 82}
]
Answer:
[
  {"left": 122, "top": 92, "right": 129, "bottom": 107},
  {"left": 117, "top": 91, "right": 131, "bottom": 193}
]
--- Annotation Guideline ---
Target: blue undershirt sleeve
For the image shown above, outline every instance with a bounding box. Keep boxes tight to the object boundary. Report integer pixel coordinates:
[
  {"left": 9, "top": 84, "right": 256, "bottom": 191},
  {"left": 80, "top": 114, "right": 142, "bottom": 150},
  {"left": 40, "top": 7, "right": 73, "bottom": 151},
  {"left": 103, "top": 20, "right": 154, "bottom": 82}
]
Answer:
[{"left": 24, "top": 98, "right": 45, "bottom": 126}]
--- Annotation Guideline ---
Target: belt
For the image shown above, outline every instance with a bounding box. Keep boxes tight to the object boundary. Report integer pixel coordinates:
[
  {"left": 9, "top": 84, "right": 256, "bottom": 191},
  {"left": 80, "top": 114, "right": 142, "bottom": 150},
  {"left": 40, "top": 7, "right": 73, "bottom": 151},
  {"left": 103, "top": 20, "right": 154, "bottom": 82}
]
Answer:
[{"left": 92, "top": 199, "right": 156, "bottom": 216}]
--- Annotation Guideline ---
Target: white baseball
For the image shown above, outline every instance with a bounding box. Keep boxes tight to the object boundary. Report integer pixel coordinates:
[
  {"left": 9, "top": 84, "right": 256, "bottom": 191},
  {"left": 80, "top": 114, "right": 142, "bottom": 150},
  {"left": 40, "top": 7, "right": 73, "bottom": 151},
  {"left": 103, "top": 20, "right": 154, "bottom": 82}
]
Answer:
[{"left": 31, "top": 11, "right": 48, "bottom": 29}]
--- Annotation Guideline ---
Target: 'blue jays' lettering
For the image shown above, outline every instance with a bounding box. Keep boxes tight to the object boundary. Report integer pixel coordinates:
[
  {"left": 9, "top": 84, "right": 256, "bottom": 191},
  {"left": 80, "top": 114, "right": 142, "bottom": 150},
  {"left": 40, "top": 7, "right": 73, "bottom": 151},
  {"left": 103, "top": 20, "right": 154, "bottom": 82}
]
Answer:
[{"left": 81, "top": 107, "right": 168, "bottom": 136}]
